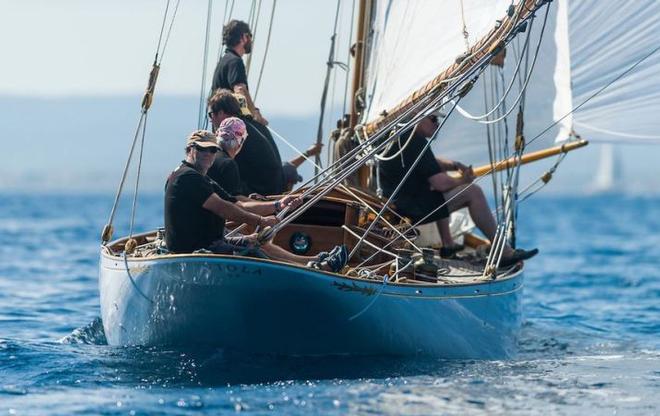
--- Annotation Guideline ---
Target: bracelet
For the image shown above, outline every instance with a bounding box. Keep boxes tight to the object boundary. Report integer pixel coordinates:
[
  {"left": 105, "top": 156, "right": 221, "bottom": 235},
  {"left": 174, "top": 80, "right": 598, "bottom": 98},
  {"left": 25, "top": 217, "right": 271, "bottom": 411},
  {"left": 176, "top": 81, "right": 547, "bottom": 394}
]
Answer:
[{"left": 274, "top": 200, "right": 282, "bottom": 212}]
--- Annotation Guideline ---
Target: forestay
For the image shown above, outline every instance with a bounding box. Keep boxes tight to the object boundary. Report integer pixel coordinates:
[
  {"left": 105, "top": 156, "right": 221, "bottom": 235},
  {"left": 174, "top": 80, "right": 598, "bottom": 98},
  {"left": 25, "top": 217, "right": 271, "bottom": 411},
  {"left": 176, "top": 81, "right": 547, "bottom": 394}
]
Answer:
[
  {"left": 553, "top": 0, "right": 660, "bottom": 143},
  {"left": 362, "top": 0, "right": 512, "bottom": 125}
]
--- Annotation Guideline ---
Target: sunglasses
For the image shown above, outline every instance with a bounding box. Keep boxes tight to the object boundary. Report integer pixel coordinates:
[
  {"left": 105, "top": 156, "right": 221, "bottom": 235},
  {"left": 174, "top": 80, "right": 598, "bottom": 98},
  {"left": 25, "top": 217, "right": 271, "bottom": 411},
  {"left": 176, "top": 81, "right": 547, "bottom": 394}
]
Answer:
[
  {"left": 194, "top": 145, "right": 218, "bottom": 154},
  {"left": 429, "top": 115, "right": 439, "bottom": 124}
]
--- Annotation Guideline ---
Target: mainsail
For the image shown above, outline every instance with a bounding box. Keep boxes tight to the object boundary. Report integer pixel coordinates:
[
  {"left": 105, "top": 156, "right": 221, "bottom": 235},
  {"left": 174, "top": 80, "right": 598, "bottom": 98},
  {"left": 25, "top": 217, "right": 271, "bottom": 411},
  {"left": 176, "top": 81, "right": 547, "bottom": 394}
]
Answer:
[{"left": 361, "top": 0, "right": 541, "bottom": 134}]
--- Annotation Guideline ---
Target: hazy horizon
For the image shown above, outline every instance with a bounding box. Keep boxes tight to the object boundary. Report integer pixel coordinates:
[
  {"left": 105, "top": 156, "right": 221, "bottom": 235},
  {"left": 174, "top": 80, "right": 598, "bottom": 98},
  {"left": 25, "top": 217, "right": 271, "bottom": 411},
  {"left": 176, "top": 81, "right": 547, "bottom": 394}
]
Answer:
[{"left": 2, "top": 94, "right": 659, "bottom": 195}]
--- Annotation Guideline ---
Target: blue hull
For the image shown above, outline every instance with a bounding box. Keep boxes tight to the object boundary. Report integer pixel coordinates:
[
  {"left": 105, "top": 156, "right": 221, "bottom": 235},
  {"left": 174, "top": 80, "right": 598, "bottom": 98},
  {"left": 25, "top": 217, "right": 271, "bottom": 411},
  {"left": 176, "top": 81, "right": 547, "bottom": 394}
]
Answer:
[{"left": 100, "top": 253, "right": 523, "bottom": 358}]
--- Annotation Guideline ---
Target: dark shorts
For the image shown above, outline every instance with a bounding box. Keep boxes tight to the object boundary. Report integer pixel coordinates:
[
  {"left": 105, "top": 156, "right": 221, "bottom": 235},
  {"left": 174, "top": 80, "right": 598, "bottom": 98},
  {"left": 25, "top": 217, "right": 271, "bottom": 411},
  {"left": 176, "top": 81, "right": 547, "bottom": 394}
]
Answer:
[
  {"left": 394, "top": 190, "right": 449, "bottom": 224},
  {"left": 207, "top": 233, "right": 267, "bottom": 258}
]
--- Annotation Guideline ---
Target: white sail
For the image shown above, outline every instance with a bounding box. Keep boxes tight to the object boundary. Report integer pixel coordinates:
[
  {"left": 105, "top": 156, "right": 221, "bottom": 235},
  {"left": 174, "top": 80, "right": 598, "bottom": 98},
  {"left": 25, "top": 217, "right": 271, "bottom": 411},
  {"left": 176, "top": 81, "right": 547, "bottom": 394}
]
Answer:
[
  {"left": 553, "top": 0, "right": 660, "bottom": 143},
  {"left": 363, "top": 0, "right": 513, "bottom": 125}
]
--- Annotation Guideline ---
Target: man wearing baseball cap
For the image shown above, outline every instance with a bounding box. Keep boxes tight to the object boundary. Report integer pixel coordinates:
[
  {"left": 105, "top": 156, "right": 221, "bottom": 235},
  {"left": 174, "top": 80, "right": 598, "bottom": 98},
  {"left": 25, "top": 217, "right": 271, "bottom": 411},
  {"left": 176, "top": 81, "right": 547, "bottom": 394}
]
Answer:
[{"left": 164, "top": 130, "right": 348, "bottom": 272}]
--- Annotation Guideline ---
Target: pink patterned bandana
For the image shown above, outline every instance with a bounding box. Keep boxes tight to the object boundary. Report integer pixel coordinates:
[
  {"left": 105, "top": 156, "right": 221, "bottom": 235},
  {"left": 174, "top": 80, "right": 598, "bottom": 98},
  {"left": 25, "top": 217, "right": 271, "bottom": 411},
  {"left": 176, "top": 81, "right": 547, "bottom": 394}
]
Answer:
[{"left": 217, "top": 117, "right": 248, "bottom": 150}]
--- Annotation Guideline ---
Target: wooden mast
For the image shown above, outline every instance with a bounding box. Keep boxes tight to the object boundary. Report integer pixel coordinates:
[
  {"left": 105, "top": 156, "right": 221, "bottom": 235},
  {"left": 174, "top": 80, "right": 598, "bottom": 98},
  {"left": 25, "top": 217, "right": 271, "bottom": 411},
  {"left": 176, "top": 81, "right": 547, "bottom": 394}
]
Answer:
[
  {"left": 349, "top": 0, "right": 369, "bottom": 129},
  {"left": 348, "top": 0, "right": 371, "bottom": 189}
]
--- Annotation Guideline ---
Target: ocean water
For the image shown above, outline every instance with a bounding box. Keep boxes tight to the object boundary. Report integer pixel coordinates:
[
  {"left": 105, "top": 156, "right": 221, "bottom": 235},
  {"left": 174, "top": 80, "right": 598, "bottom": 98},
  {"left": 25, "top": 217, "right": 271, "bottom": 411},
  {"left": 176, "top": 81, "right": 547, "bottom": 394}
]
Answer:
[{"left": 0, "top": 193, "right": 658, "bottom": 415}]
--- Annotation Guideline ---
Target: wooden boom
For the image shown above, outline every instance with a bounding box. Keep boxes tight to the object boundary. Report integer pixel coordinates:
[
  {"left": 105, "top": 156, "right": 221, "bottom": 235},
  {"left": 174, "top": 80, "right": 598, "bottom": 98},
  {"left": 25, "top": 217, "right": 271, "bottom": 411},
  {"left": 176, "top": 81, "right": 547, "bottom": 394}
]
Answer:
[{"left": 471, "top": 139, "right": 589, "bottom": 177}]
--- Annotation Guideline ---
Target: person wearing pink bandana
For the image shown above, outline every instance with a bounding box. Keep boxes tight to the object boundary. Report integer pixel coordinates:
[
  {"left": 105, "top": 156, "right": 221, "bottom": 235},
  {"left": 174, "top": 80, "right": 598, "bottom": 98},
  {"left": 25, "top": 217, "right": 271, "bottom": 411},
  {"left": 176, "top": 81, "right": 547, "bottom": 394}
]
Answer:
[{"left": 207, "top": 117, "right": 248, "bottom": 195}]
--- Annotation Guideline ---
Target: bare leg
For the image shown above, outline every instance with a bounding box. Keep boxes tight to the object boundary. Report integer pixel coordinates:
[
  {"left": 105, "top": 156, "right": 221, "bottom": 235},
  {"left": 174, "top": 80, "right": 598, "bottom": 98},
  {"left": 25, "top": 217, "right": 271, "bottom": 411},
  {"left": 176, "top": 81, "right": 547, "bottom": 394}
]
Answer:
[
  {"left": 435, "top": 218, "right": 456, "bottom": 247},
  {"left": 443, "top": 185, "right": 514, "bottom": 257},
  {"left": 261, "top": 243, "right": 316, "bottom": 265}
]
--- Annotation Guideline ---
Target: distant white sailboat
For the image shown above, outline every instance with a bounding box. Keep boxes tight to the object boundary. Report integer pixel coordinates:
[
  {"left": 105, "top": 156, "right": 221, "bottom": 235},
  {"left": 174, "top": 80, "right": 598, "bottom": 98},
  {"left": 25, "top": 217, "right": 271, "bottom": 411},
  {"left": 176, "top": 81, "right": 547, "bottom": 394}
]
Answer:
[{"left": 590, "top": 143, "right": 623, "bottom": 194}]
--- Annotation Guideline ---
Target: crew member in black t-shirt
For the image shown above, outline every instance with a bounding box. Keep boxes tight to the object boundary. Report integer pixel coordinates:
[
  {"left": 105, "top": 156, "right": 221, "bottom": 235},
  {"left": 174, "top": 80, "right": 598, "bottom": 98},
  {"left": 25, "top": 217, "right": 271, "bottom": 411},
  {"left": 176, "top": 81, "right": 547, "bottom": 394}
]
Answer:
[
  {"left": 207, "top": 89, "right": 285, "bottom": 195},
  {"left": 164, "top": 130, "right": 349, "bottom": 272},
  {"left": 211, "top": 19, "right": 268, "bottom": 126},
  {"left": 379, "top": 114, "right": 538, "bottom": 266}
]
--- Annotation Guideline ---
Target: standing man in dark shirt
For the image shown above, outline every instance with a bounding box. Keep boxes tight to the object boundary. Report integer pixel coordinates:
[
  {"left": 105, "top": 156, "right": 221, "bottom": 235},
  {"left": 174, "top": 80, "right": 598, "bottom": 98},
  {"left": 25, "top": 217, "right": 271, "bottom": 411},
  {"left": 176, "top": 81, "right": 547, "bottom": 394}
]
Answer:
[
  {"left": 165, "top": 130, "right": 348, "bottom": 271},
  {"left": 212, "top": 20, "right": 268, "bottom": 126},
  {"left": 379, "top": 114, "right": 538, "bottom": 266}
]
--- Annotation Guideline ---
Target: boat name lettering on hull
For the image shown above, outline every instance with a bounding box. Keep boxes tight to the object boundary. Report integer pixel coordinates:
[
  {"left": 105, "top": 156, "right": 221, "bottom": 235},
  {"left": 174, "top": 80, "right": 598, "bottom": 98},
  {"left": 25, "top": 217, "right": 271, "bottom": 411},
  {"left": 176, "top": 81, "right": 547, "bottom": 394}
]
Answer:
[{"left": 215, "top": 263, "right": 263, "bottom": 276}]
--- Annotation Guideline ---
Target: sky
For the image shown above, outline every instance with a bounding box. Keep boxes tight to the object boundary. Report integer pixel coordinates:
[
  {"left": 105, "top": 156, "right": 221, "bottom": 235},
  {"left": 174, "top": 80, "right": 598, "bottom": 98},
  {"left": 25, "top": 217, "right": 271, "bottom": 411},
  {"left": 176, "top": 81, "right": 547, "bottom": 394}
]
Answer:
[
  {"left": 0, "top": 0, "right": 353, "bottom": 116},
  {"left": 0, "top": 1, "right": 658, "bottom": 194}
]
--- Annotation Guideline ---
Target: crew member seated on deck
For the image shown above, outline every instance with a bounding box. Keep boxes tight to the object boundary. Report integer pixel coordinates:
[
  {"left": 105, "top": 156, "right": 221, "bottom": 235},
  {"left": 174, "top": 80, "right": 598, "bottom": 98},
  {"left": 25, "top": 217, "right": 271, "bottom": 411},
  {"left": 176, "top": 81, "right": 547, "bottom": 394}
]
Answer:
[
  {"left": 164, "top": 130, "right": 347, "bottom": 272},
  {"left": 207, "top": 116, "right": 248, "bottom": 196},
  {"left": 378, "top": 114, "right": 538, "bottom": 267}
]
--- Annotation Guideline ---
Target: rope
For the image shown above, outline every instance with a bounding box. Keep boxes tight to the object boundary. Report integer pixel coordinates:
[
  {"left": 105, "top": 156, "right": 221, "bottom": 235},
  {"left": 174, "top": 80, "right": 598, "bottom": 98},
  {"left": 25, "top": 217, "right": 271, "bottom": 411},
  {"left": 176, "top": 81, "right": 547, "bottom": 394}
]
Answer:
[
  {"left": 456, "top": 13, "right": 533, "bottom": 121},
  {"left": 517, "top": 152, "right": 567, "bottom": 203},
  {"left": 348, "top": 274, "right": 389, "bottom": 321},
  {"left": 374, "top": 127, "right": 419, "bottom": 161},
  {"left": 123, "top": 254, "right": 153, "bottom": 303},
  {"left": 266, "top": 125, "right": 421, "bottom": 251},
  {"left": 459, "top": 0, "right": 470, "bottom": 50},
  {"left": 457, "top": 4, "right": 548, "bottom": 125}
]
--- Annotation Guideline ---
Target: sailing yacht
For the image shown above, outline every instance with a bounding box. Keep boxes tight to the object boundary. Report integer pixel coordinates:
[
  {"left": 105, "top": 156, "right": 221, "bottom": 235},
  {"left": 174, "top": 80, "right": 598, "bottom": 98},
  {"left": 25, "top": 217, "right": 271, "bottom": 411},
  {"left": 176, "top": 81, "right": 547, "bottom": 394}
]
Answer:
[{"left": 98, "top": 0, "right": 658, "bottom": 357}]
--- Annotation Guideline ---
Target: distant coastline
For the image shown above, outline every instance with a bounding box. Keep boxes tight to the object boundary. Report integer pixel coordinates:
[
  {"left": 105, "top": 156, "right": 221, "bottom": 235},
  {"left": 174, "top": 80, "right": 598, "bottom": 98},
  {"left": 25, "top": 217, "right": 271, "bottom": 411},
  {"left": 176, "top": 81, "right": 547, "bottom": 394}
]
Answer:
[{"left": 1, "top": 95, "right": 658, "bottom": 194}]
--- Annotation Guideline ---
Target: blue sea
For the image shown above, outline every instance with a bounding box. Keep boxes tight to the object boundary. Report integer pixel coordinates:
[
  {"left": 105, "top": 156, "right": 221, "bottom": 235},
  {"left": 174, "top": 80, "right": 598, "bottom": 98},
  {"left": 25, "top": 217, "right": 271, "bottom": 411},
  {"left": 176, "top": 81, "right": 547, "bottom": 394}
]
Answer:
[{"left": 0, "top": 193, "right": 658, "bottom": 415}]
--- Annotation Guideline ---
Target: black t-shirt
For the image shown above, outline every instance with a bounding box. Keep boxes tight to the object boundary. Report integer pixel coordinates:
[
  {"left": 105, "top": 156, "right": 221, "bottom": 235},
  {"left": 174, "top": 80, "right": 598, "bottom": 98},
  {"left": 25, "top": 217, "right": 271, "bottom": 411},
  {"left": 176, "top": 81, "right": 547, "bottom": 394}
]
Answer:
[
  {"left": 234, "top": 117, "right": 285, "bottom": 195},
  {"left": 212, "top": 49, "right": 248, "bottom": 92},
  {"left": 207, "top": 149, "right": 242, "bottom": 196},
  {"left": 164, "top": 161, "right": 237, "bottom": 253},
  {"left": 379, "top": 132, "right": 449, "bottom": 222}
]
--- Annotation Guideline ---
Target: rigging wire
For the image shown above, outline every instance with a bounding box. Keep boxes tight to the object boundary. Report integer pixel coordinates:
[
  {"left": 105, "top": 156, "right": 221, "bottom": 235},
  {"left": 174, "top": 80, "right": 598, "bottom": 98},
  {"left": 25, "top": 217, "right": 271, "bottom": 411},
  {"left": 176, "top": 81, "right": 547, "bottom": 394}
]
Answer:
[
  {"left": 347, "top": 100, "right": 461, "bottom": 260},
  {"left": 266, "top": 125, "right": 421, "bottom": 251},
  {"left": 245, "top": 0, "right": 262, "bottom": 75},
  {"left": 253, "top": 0, "right": 277, "bottom": 101},
  {"left": 157, "top": 0, "right": 182, "bottom": 64},
  {"left": 312, "top": 0, "right": 343, "bottom": 181},
  {"left": 526, "top": 44, "right": 660, "bottom": 149},
  {"left": 197, "top": 0, "right": 214, "bottom": 129},
  {"left": 263, "top": 3, "right": 546, "bottom": 244},
  {"left": 350, "top": 40, "right": 657, "bottom": 272},
  {"left": 102, "top": 0, "right": 181, "bottom": 244},
  {"left": 456, "top": 15, "right": 533, "bottom": 121},
  {"left": 476, "top": 5, "right": 547, "bottom": 125},
  {"left": 215, "top": 0, "right": 236, "bottom": 62},
  {"left": 457, "top": 5, "right": 547, "bottom": 125}
]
